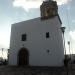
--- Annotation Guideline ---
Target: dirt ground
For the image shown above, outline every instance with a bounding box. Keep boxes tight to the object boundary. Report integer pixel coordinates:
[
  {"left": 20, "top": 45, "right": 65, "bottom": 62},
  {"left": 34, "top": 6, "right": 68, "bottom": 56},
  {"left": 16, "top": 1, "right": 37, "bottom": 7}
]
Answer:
[{"left": 0, "top": 65, "right": 74, "bottom": 75}]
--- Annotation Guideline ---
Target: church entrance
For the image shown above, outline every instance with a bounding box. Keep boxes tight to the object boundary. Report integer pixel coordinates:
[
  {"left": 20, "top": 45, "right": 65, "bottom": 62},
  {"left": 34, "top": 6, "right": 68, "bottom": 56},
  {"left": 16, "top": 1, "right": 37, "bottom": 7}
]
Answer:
[{"left": 18, "top": 48, "right": 29, "bottom": 66}]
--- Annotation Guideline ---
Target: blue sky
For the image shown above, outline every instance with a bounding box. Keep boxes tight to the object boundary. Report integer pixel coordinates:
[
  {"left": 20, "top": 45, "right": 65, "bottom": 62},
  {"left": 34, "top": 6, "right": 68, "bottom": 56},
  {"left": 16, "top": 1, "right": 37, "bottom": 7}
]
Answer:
[{"left": 0, "top": 0, "right": 75, "bottom": 54}]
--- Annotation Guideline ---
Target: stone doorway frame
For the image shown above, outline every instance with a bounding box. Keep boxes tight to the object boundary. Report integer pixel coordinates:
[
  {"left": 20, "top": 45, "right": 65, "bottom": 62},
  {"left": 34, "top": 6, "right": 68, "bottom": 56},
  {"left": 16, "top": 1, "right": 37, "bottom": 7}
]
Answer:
[{"left": 17, "top": 47, "right": 29, "bottom": 66}]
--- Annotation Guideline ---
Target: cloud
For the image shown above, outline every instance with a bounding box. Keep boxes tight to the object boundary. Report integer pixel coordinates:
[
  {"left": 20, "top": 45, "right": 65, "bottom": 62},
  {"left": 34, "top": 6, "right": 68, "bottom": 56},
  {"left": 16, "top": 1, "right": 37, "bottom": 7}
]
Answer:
[
  {"left": 0, "top": 30, "right": 10, "bottom": 48},
  {"left": 69, "top": 30, "right": 75, "bottom": 40},
  {"left": 13, "top": 0, "right": 72, "bottom": 11},
  {"left": 72, "top": 20, "right": 75, "bottom": 23},
  {"left": 54, "top": 0, "right": 72, "bottom": 5},
  {"left": 13, "top": 0, "right": 43, "bottom": 11}
]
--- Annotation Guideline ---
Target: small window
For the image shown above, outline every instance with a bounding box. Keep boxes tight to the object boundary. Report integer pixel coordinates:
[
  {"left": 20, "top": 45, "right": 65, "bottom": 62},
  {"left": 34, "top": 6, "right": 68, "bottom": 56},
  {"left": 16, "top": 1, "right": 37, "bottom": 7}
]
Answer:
[
  {"left": 46, "top": 32, "right": 49, "bottom": 38},
  {"left": 22, "top": 34, "right": 27, "bottom": 41},
  {"left": 47, "top": 50, "right": 50, "bottom": 53}
]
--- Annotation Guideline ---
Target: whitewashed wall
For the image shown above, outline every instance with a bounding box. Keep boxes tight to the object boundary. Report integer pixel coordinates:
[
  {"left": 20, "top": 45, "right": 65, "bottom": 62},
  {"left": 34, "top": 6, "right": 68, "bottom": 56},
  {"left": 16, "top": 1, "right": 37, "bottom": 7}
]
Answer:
[{"left": 9, "top": 16, "right": 64, "bottom": 66}]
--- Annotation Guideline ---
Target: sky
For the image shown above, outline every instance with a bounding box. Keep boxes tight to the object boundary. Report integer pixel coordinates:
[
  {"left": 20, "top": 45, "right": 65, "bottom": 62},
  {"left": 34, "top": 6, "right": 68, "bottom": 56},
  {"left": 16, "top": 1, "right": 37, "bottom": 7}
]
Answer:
[{"left": 0, "top": 0, "right": 75, "bottom": 58}]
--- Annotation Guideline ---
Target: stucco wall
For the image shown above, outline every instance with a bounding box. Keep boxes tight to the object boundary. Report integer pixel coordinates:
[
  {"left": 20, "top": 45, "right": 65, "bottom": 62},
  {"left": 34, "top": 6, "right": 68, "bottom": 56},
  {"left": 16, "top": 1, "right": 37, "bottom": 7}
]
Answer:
[{"left": 9, "top": 16, "right": 64, "bottom": 66}]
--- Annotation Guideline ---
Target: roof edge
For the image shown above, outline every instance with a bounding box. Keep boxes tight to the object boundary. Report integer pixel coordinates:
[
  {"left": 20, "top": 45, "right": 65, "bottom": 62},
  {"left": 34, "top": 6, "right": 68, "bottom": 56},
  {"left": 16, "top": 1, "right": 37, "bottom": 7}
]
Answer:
[{"left": 41, "top": 14, "right": 62, "bottom": 24}]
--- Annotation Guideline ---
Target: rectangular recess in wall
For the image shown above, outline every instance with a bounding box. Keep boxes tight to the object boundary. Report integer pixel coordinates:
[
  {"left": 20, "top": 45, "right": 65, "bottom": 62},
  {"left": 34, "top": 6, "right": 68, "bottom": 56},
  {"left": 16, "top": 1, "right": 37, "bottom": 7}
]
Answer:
[
  {"left": 22, "top": 34, "right": 27, "bottom": 41},
  {"left": 46, "top": 32, "right": 50, "bottom": 38}
]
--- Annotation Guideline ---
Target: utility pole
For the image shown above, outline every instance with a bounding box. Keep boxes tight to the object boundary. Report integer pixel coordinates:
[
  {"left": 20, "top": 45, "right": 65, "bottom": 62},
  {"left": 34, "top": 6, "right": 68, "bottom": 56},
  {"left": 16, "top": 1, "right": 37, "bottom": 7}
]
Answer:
[
  {"left": 2, "top": 48, "right": 4, "bottom": 59},
  {"left": 61, "top": 27, "right": 66, "bottom": 55},
  {"left": 68, "top": 41, "right": 72, "bottom": 73},
  {"left": 61, "top": 27, "right": 69, "bottom": 75},
  {"left": 68, "top": 41, "right": 71, "bottom": 60}
]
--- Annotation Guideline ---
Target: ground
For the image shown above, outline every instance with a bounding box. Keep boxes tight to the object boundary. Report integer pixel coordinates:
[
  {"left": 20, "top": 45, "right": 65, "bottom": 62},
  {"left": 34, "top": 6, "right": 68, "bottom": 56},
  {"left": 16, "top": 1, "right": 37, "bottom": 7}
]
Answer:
[{"left": 0, "top": 65, "right": 75, "bottom": 75}]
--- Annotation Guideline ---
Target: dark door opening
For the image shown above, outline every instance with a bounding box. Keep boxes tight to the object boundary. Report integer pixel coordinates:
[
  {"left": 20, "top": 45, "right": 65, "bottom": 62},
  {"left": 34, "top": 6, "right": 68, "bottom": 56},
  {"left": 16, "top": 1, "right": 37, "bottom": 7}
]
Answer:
[{"left": 18, "top": 48, "right": 29, "bottom": 65}]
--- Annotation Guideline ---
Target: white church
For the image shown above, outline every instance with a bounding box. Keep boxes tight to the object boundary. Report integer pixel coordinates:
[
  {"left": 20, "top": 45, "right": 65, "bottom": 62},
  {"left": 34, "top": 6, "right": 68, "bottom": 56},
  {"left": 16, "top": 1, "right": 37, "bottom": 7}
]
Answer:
[{"left": 9, "top": 0, "right": 64, "bottom": 66}]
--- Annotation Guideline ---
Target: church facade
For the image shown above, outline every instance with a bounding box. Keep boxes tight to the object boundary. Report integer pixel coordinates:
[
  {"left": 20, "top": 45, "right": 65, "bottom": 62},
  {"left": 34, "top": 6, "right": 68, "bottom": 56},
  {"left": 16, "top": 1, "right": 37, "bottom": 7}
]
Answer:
[{"left": 9, "top": 0, "right": 64, "bottom": 66}]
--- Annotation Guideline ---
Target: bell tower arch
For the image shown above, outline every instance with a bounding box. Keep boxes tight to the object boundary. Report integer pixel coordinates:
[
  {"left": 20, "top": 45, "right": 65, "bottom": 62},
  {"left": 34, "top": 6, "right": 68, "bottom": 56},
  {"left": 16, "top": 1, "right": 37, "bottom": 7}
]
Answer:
[{"left": 40, "top": 0, "right": 58, "bottom": 19}]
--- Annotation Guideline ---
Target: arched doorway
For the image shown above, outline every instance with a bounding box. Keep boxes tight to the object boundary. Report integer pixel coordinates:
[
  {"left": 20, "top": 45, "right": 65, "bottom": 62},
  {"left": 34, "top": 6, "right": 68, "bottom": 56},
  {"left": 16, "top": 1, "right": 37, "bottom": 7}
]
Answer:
[{"left": 18, "top": 48, "right": 29, "bottom": 65}]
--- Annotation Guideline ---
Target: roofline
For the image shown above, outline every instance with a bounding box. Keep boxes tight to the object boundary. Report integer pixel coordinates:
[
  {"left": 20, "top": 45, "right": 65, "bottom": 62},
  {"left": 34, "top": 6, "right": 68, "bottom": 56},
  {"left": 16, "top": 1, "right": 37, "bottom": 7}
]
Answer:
[
  {"left": 41, "top": 14, "right": 62, "bottom": 24},
  {"left": 57, "top": 14, "right": 62, "bottom": 24},
  {"left": 12, "top": 15, "right": 62, "bottom": 25}
]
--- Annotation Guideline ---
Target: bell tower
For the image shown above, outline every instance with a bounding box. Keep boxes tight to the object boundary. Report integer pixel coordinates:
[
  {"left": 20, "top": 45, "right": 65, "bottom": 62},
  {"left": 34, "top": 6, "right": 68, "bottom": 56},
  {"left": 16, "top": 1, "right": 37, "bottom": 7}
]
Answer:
[{"left": 40, "top": 0, "right": 58, "bottom": 19}]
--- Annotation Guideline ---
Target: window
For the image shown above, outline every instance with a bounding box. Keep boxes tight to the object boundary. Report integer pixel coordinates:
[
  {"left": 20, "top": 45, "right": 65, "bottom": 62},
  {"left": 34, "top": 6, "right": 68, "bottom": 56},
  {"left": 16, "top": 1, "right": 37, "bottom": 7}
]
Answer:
[
  {"left": 46, "top": 32, "right": 49, "bottom": 38},
  {"left": 47, "top": 50, "right": 50, "bottom": 53},
  {"left": 22, "top": 34, "right": 27, "bottom": 41}
]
